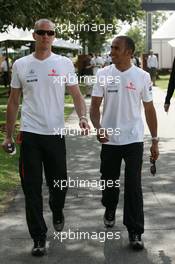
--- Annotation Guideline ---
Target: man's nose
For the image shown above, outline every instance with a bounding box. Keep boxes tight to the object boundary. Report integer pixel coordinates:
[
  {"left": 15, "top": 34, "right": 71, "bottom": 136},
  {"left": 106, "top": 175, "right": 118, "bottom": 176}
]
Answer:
[
  {"left": 111, "top": 50, "right": 115, "bottom": 56},
  {"left": 42, "top": 32, "right": 49, "bottom": 37}
]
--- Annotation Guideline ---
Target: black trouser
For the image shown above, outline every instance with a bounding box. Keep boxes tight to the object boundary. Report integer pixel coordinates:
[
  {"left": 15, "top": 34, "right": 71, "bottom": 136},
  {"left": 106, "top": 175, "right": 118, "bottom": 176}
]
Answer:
[
  {"left": 2, "top": 72, "right": 9, "bottom": 87},
  {"left": 19, "top": 132, "right": 67, "bottom": 241},
  {"left": 100, "top": 142, "right": 144, "bottom": 234}
]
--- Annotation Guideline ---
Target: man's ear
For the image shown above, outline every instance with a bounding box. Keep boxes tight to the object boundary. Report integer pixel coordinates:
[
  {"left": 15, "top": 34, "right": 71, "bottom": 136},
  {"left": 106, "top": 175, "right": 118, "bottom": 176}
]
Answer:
[
  {"left": 127, "top": 49, "right": 133, "bottom": 58},
  {"left": 32, "top": 32, "right": 36, "bottom": 41},
  {"left": 129, "top": 49, "right": 133, "bottom": 56}
]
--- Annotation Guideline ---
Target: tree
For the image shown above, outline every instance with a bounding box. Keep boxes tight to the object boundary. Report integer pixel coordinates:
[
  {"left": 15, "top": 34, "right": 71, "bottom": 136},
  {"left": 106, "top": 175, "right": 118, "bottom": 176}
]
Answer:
[
  {"left": 126, "top": 11, "right": 171, "bottom": 54},
  {"left": 0, "top": 0, "right": 52, "bottom": 31},
  {"left": 52, "top": 0, "right": 143, "bottom": 52},
  {"left": 152, "top": 11, "right": 171, "bottom": 33},
  {"left": 0, "top": 0, "right": 142, "bottom": 52},
  {"left": 126, "top": 24, "right": 145, "bottom": 54}
]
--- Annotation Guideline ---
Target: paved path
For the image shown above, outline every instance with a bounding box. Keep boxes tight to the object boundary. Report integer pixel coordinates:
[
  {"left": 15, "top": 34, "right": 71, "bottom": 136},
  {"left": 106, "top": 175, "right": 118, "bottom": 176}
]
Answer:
[{"left": 0, "top": 87, "right": 175, "bottom": 264}]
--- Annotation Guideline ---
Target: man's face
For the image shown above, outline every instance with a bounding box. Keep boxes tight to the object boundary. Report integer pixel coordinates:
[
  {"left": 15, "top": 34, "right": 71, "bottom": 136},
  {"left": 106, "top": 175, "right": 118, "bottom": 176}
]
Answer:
[
  {"left": 33, "top": 22, "right": 55, "bottom": 50},
  {"left": 110, "top": 38, "right": 131, "bottom": 65}
]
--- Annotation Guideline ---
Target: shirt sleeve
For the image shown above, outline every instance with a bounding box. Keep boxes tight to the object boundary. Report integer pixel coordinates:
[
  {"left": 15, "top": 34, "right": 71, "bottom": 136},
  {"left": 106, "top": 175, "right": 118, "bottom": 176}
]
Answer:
[
  {"left": 10, "top": 61, "right": 21, "bottom": 88},
  {"left": 65, "top": 59, "right": 78, "bottom": 86},
  {"left": 91, "top": 69, "right": 104, "bottom": 97},
  {"left": 141, "top": 72, "right": 153, "bottom": 102}
]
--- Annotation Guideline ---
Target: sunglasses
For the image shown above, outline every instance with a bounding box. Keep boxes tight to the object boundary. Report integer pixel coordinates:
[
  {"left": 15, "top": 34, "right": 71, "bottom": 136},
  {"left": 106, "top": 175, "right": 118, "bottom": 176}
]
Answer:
[
  {"left": 150, "top": 157, "right": 156, "bottom": 176},
  {"left": 35, "top": 30, "right": 55, "bottom": 36},
  {"left": 111, "top": 45, "right": 118, "bottom": 50}
]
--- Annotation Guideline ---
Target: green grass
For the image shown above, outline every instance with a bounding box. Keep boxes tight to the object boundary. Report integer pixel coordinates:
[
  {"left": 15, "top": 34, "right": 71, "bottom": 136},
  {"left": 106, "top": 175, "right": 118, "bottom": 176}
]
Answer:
[
  {"left": 79, "top": 83, "right": 87, "bottom": 95},
  {"left": 0, "top": 96, "right": 9, "bottom": 106},
  {"left": 64, "top": 84, "right": 87, "bottom": 100},
  {"left": 0, "top": 85, "right": 8, "bottom": 95},
  {"left": 0, "top": 107, "right": 6, "bottom": 125},
  {"left": 64, "top": 106, "right": 74, "bottom": 119},
  {"left": 65, "top": 94, "right": 73, "bottom": 104},
  {"left": 156, "top": 74, "right": 170, "bottom": 90},
  {"left": 0, "top": 96, "right": 73, "bottom": 213},
  {"left": 0, "top": 95, "right": 22, "bottom": 212},
  {"left": 0, "top": 133, "right": 20, "bottom": 212}
]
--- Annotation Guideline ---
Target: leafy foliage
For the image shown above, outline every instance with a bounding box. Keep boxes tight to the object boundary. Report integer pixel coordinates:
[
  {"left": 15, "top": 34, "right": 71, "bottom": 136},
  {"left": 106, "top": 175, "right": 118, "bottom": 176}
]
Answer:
[
  {"left": 0, "top": 0, "right": 142, "bottom": 52},
  {"left": 152, "top": 11, "right": 171, "bottom": 32},
  {"left": 0, "top": 0, "right": 49, "bottom": 31},
  {"left": 126, "top": 24, "right": 145, "bottom": 54},
  {"left": 126, "top": 11, "right": 171, "bottom": 54}
]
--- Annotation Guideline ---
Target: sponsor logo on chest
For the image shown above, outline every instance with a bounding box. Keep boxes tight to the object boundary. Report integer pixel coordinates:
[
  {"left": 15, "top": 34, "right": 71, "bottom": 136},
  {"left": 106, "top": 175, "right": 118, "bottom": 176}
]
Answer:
[
  {"left": 125, "top": 82, "right": 136, "bottom": 90},
  {"left": 107, "top": 80, "right": 119, "bottom": 93},
  {"left": 48, "top": 68, "right": 59, "bottom": 76},
  {"left": 26, "top": 69, "right": 38, "bottom": 82}
]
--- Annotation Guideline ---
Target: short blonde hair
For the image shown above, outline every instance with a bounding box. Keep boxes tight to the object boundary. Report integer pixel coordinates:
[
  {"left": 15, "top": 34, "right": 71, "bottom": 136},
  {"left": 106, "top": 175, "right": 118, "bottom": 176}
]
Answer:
[{"left": 34, "top": 19, "right": 55, "bottom": 30}]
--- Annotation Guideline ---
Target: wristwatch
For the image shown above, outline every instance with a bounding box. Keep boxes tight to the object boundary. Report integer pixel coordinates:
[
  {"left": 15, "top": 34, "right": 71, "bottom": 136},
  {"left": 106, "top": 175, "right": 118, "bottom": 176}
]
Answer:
[
  {"left": 151, "top": 137, "right": 159, "bottom": 142},
  {"left": 79, "top": 115, "right": 88, "bottom": 122}
]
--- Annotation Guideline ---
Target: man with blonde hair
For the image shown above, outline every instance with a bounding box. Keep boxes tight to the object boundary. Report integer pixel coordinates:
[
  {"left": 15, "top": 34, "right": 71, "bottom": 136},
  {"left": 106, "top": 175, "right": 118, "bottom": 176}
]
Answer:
[{"left": 2, "top": 18, "right": 89, "bottom": 256}]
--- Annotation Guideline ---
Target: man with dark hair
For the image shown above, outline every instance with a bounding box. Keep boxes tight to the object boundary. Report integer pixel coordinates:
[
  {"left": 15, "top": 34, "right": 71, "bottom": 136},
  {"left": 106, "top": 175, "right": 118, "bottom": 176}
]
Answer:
[
  {"left": 117, "top": 35, "right": 135, "bottom": 54},
  {"left": 2, "top": 18, "right": 89, "bottom": 257},
  {"left": 90, "top": 36, "right": 159, "bottom": 250}
]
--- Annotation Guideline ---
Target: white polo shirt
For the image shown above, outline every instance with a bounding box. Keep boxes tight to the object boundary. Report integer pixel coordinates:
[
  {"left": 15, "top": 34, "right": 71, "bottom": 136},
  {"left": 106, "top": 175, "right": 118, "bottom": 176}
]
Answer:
[
  {"left": 11, "top": 53, "right": 78, "bottom": 135},
  {"left": 92, "top": 64, "right": 153, "bottom": 145}
]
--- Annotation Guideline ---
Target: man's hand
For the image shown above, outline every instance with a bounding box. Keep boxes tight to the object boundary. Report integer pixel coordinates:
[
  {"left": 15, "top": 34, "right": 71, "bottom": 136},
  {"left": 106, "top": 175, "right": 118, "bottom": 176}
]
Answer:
[
  {"left": 79, "top": 117, "right": 90, "bottom": 135},
  {"left": 150, "top": 142, "right": 159, "bottom": 161},
  {"left": 2, "top": 137, "right": 15, "bottom": 154},
  {"left": 96, "top": 128, "right": 109, "bottom": 143},
  {"left": 164, "top": 103, "right": 170, "bottom": 112}
]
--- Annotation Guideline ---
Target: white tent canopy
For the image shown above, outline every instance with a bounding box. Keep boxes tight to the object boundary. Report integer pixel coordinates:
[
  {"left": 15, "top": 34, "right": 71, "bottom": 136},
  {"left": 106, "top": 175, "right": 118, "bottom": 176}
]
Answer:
[
  {"left": 20, "top": 45, "right": 30, "bottom": 51},
  {"left": 0, "top": 47, "right": 17, "bottom": 53},
  {"left": 153, "top": 13, "right": 175, "bottom": 39},
  {"left": 168, "top": 38, "right": 175, "bottom": 47},
  {"left": 0, "top": 26, "right": 82, "bottom": 50},
  {"left": 152, "top": 12, "right": 175, "bottom": 69},
  {"left": 52, "top": 39, "right": 82, "bottom": 50},
  {"left": 0, "top": 26, "right": 33, "bottom": 42}
]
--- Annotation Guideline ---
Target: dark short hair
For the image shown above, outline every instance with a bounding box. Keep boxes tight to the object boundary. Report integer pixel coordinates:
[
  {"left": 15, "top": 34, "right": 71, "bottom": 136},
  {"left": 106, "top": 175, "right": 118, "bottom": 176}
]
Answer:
[{"left": 116, "top": 36, "right": 135, "bottom": 54}]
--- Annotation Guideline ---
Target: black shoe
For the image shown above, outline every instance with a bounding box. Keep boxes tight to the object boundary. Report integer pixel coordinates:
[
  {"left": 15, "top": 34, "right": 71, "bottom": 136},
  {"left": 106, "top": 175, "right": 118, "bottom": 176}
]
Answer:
[
  {"left": 53, "top": 210, "right": 65, "bottom": 232},
  {"left": 129, "top": 232, "right": 144, "bottom": 250},
  {"left": 104, "top": 208, "right": 116, "bottom": 228},
  {"left": 31, "top": 239, "right": 46, "bottom": 256}
]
